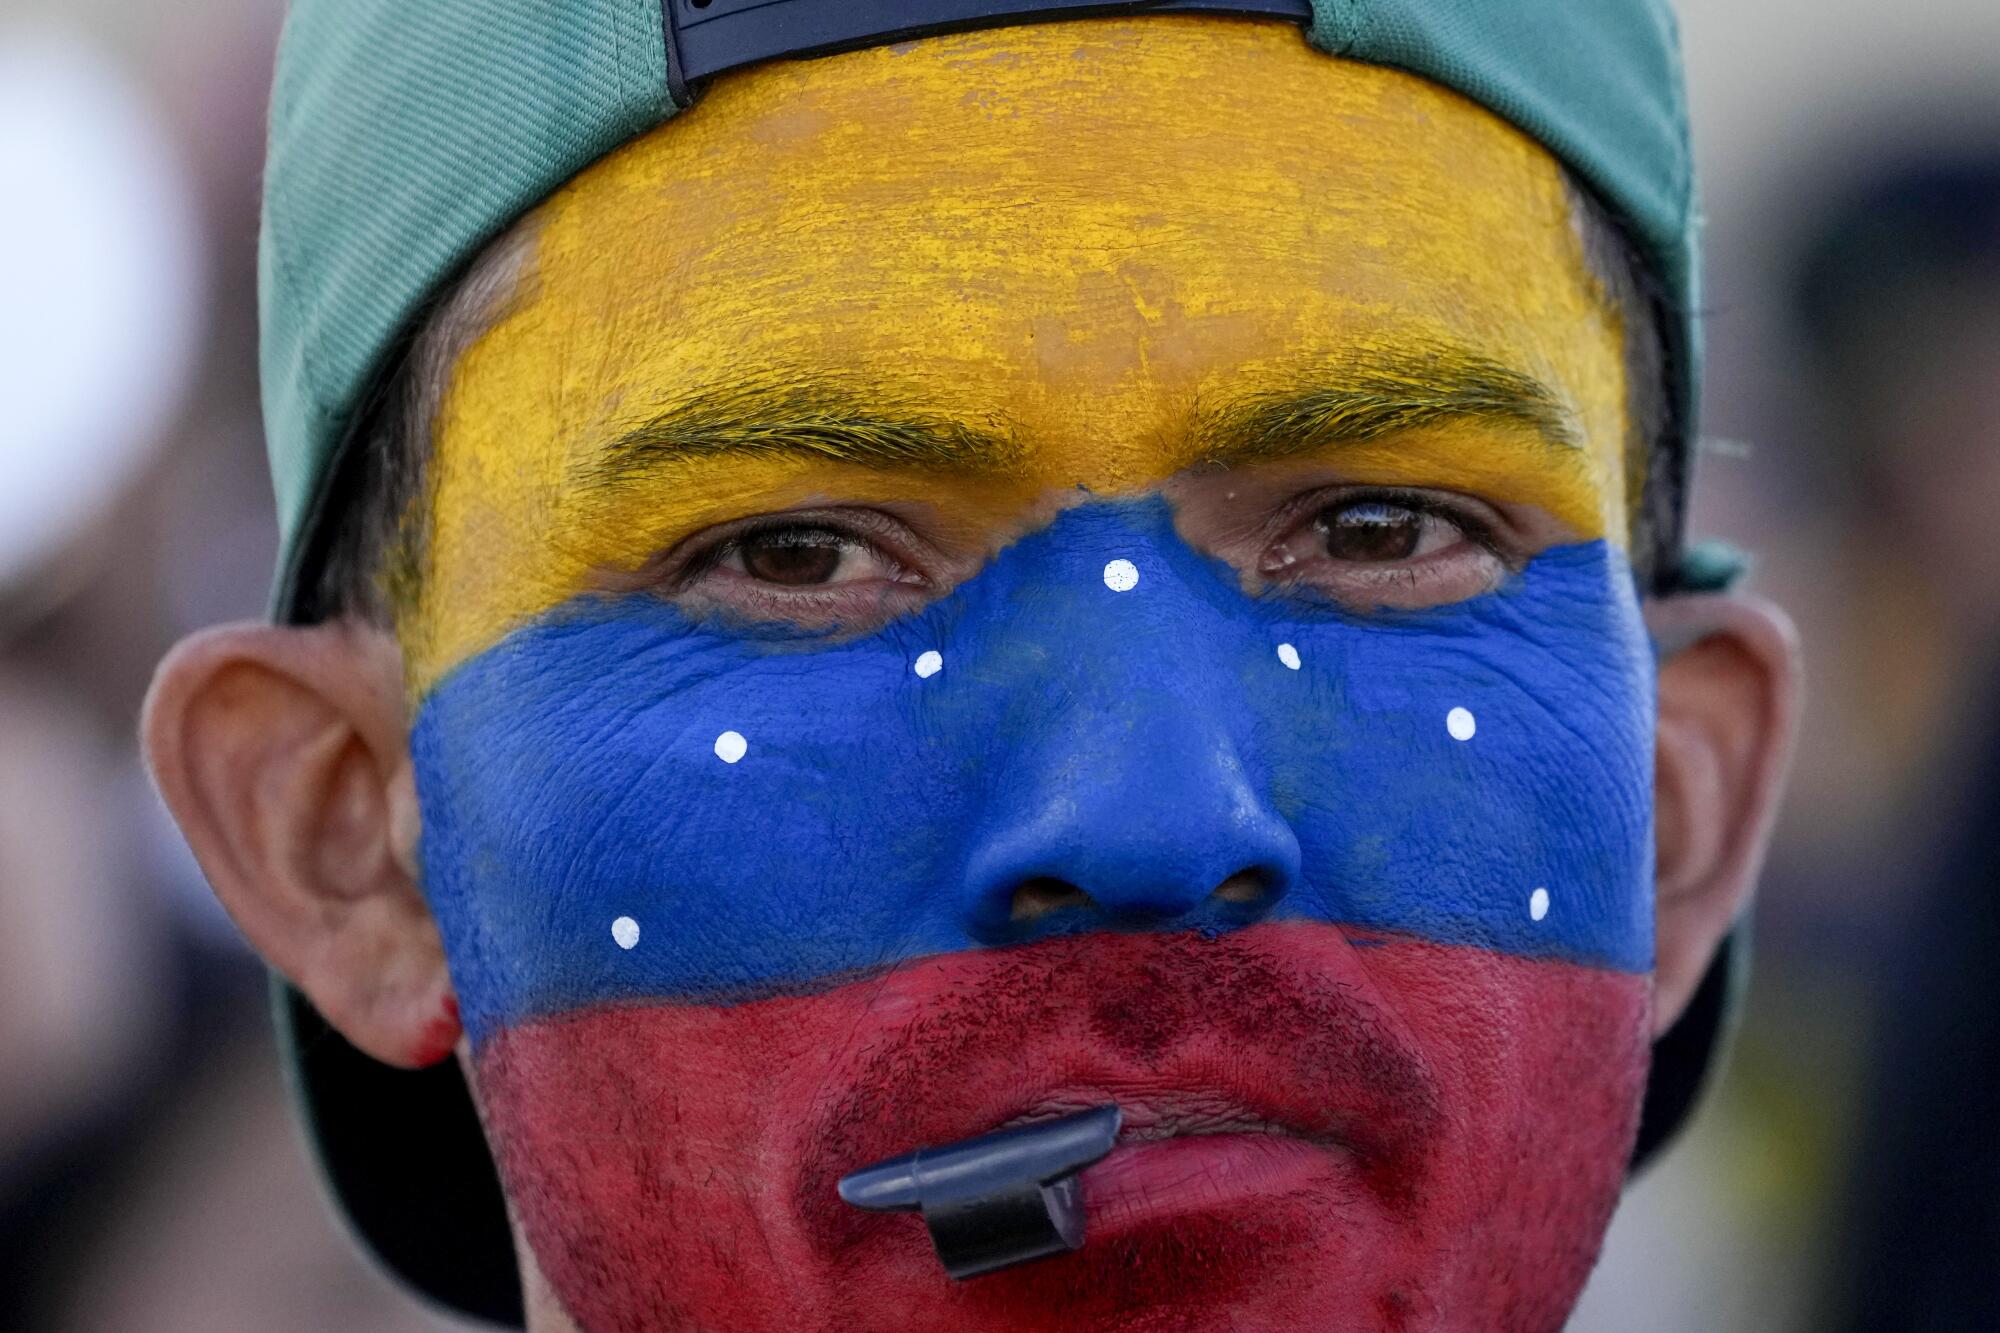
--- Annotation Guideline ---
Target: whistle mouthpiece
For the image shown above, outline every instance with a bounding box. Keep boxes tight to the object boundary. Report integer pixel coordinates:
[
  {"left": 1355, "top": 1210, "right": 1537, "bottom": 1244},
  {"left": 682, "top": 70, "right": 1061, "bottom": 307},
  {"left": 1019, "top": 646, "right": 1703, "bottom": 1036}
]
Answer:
[{"left": 836, "top": 1103, "right": 1122, "bottom": 1280}]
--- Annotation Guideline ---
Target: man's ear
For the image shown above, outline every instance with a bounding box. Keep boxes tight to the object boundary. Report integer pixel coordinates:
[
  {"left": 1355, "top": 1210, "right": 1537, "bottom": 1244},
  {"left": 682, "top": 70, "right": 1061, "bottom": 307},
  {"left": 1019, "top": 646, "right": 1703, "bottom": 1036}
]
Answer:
[
  {"left": 1648, "top": 593, "right": 1801, "bottom": 1037},
  {"left": 142, "top": 620, "right": 459, "bottom": 1068}
]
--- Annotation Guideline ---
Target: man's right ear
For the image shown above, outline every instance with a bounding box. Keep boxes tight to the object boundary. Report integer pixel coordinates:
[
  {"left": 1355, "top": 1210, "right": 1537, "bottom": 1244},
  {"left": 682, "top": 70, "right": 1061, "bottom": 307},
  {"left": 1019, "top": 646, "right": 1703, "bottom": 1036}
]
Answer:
[{"left": 142, "top": 621, "right": 461, "bottom": 1069}]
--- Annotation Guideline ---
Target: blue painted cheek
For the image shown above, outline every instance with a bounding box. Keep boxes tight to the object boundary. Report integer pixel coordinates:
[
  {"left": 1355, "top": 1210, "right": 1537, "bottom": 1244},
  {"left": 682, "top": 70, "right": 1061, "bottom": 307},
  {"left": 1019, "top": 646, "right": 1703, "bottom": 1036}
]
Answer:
[{"left": 412, "top": 499, "right": 1656, "bottom": 1040}]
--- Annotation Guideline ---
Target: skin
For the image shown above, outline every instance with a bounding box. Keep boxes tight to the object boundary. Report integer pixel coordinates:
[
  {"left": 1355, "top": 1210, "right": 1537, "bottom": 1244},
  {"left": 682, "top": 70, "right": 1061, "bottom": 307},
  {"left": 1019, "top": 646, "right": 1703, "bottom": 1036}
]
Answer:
[{"left": 142, "top": 17, "right": 1802, "bottom": 1333}]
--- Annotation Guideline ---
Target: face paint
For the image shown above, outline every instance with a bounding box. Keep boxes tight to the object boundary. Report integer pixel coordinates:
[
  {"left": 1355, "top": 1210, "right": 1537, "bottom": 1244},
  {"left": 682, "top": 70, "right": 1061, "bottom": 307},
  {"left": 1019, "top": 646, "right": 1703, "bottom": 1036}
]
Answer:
[{"left": 407, "top": 20, "right": 1651, "bottom": 1332}]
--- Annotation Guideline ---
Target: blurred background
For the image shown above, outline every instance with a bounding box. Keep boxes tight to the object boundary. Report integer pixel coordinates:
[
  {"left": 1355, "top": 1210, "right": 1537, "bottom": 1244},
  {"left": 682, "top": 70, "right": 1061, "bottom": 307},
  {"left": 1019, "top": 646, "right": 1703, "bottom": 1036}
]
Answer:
[{"left": 1, "top": 1, "right": 1995, "bottom": 1329}]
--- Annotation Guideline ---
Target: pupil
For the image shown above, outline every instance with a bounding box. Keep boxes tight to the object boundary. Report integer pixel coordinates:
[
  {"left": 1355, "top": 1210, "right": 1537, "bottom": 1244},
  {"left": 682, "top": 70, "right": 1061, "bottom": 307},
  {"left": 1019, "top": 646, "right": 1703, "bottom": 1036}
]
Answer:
[
  {"left": 1320, "top": 502, "right": 1422, "bottom": 563},
  {"left": 740, "top": 532, "right": 843, "bottom": 585}
]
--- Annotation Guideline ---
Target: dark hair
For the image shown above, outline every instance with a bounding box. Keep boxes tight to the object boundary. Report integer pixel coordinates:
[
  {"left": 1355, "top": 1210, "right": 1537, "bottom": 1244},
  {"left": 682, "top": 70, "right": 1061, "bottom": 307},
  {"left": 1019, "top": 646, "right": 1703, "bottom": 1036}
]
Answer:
[
  {"left": 301, "top": 174, "right": 1677, "bottom": 627},
  {"left": 301, "top": 226, "right": 535, "bottom": 626}
]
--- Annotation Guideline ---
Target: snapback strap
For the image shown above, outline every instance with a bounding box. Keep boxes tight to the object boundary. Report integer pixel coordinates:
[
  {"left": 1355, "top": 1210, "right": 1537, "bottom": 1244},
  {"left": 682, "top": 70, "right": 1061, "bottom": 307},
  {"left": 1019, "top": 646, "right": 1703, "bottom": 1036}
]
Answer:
[{"left": 663, "top": 0, "right": 1313, "bottom": 103}]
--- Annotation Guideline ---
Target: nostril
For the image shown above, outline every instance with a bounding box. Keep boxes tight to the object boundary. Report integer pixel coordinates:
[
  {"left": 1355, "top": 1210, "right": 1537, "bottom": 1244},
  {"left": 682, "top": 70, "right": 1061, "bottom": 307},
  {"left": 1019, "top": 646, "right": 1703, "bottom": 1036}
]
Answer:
[
  {"left": 1010, "top": 877, "right": 1094, "bottom": 923},
  {"left": 1209, "top": 867, "right": 1276, "bottom": 907}
]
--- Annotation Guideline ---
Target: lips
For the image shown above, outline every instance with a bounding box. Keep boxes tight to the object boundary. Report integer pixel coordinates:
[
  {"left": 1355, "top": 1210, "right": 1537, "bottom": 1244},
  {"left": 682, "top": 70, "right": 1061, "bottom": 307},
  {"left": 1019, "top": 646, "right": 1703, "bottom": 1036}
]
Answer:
[
  {"left": 1083, "top": 1130, "right": 1339, "bottom": 1240},
  {"left": 981, "top": 1086, "right": 1367, "bottom": 1239},
  {"left": 819, "top": 1071, "right": 1392, "bottom": 1258}
]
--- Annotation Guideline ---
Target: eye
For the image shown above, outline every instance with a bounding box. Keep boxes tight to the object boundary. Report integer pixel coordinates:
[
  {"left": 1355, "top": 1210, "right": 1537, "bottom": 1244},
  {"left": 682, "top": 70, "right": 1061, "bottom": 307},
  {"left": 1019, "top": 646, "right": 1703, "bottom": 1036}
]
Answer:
[
  {"left": 1316, "top": 500, "right": 1446, "bottom": 563},
  {"left": 720, "top": 524, "right": 901, "bottom": 587},
  {"left": 638, "top": 509, "right": 944, "bottom": 633},
  {"left": 1257, "top": 490, "right": 1508, "bottom": 609}
]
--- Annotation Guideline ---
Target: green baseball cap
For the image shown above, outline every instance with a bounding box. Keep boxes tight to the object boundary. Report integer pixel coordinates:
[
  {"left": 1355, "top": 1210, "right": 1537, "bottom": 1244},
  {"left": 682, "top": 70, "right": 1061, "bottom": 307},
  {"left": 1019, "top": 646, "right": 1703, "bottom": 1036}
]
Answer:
[{"left": 258, "top": 3, "right": 1725, "bottom": 1324}]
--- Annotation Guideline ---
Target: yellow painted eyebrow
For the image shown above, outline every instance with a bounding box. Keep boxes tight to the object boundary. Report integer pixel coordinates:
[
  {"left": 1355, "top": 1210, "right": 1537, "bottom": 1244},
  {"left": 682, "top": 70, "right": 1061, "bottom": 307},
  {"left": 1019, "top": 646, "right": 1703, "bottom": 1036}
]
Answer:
[
  {"left": 576, "top": 379, "right": 1028, "bottom": 492},
  {"left": 1182, "top": 342, "right": 1581, "bottom": 472}
]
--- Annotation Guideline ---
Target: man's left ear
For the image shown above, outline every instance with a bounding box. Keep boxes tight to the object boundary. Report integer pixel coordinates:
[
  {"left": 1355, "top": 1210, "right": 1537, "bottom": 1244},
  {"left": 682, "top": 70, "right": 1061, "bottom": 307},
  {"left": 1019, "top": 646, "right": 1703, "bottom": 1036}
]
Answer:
[{"left": 1648, "top": 592, "right": 1802, "bottom": 1037}]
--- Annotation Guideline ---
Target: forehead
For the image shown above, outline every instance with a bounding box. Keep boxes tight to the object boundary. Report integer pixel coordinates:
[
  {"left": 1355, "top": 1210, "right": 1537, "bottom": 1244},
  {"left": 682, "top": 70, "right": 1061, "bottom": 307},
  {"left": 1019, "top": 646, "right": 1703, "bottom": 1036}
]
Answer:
[{"left": 416, "top": 17, "right": 1630, "bottom": 687}]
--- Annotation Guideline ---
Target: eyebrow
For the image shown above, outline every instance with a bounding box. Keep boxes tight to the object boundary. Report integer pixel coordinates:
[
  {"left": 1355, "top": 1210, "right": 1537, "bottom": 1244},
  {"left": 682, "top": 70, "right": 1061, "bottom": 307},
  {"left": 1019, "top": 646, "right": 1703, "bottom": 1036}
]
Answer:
[
  {"left": 578, "top": 379, "right": 1025, "bottom": 491},
  {"left": 576, "top": 343, "right": 1578, "bottom": 490},
  {"left": 1180, "top": 341, "right": 1581, "bottom": 471}
]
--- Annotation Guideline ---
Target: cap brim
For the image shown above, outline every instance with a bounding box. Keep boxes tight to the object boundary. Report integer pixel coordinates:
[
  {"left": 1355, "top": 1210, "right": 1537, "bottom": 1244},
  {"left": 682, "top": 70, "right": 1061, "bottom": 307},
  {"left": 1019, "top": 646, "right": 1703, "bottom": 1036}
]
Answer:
[
  {"left": 274, "top": 977, "right": 522, "bottom": 1327},
  {"left": 1630, "top": 925, "right": 1748, "bottom": 1169}
]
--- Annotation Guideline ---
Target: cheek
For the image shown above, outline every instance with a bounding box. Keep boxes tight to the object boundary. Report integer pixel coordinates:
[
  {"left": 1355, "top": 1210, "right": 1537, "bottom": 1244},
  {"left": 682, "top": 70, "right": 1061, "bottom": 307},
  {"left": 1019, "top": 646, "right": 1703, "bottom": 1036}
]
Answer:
[{"left": 473, "top": 928, "right": 1649, "bottom": 1333}]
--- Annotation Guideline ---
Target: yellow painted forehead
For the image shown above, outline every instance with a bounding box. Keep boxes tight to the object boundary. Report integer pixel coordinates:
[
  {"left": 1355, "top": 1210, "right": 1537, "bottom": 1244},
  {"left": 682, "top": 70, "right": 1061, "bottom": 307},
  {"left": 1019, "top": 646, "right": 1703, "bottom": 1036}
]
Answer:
[{"left": 414, "top": 16, "right": 1632, "bottom": 693}]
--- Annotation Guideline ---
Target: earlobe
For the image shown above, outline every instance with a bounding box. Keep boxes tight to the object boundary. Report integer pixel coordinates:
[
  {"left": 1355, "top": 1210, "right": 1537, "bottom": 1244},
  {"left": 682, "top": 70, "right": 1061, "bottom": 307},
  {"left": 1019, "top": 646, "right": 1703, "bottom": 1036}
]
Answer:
[
  {"left": 1648, "top": 593, "right": 1801, "bottom": 1036},
  {"left": 142, "top": 620, "right": 460, "bottom": 1067}
]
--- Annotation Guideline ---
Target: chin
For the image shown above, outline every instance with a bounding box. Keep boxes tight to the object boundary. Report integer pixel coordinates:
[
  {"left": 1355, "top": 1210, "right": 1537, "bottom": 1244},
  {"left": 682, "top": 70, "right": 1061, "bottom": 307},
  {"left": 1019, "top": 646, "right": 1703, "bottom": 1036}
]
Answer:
[{"left": 475, "top": 925, "right": 1650, "bottom": 1333}]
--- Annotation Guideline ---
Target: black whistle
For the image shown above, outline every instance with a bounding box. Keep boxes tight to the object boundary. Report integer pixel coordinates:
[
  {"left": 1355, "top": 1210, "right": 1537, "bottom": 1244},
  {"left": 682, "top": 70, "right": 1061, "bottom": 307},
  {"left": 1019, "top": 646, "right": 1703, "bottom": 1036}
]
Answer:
[{"left": 836, "top": 1104, "right": 1122, "bottom": 1279}]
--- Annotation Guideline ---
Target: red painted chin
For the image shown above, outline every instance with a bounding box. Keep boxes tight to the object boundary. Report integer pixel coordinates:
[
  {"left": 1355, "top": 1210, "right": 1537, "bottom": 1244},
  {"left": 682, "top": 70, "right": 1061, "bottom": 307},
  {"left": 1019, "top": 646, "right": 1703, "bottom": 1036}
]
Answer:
[{"left": 475, "top": 925, "right": 1650, "bottom": 1333}]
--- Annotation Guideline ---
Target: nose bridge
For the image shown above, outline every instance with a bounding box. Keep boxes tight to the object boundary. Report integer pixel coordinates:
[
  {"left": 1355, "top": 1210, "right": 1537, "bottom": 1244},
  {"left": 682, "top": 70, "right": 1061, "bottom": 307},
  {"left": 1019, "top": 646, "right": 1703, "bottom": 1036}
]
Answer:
[{"left": 955, "top": 506, "right": 1301, "bottom": 936}]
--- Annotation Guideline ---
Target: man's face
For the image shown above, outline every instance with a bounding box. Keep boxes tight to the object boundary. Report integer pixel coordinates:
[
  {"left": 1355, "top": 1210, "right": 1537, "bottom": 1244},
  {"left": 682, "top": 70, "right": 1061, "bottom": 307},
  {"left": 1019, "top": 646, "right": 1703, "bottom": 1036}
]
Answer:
[{"left": 413, "top": 20, "right": 1650, "bottom": 1331}]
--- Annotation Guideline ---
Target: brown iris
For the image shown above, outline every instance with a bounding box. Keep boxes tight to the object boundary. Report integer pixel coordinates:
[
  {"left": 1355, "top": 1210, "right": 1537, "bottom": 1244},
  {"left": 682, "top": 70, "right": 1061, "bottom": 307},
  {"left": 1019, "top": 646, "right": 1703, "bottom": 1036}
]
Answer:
[
  {"left": 1317, "top": 501, "right": 1424, "bottom": 563},
  {"left": 737, "top": 529, "right": 845, "bottom": 585}
]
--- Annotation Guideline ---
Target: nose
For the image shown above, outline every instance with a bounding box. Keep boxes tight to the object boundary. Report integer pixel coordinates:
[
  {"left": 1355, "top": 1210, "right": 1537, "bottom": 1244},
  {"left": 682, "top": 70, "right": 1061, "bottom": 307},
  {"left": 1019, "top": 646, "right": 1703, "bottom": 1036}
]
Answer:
[{"left": 959, "top": 679, "right": 1301, "bottom": 944}]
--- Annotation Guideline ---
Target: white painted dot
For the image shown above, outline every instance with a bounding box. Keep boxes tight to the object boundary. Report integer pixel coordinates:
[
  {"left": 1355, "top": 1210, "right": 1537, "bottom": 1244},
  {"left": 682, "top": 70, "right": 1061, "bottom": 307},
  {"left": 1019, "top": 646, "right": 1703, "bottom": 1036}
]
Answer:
[
  {"left": 713, "top": 730, "right": 748, "bottom": 764},
  {"left": 1446, "top": 706, "right": 1477, "bottom": 741},
  {"left": 1102, "top": 558, "right": 1140, "bottom": 593},
  {"left": 1277, "top": 642, "right": 1302, "bottom": 671},
  {"left": 611, "top": 916, "right": 641, "bottom": 949},
  {"left": 1529, "top": 888, "right": 1550, "bottom": 922},
  {"left": 913, "top": 650, "right": 944, "bottom": 679}
]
